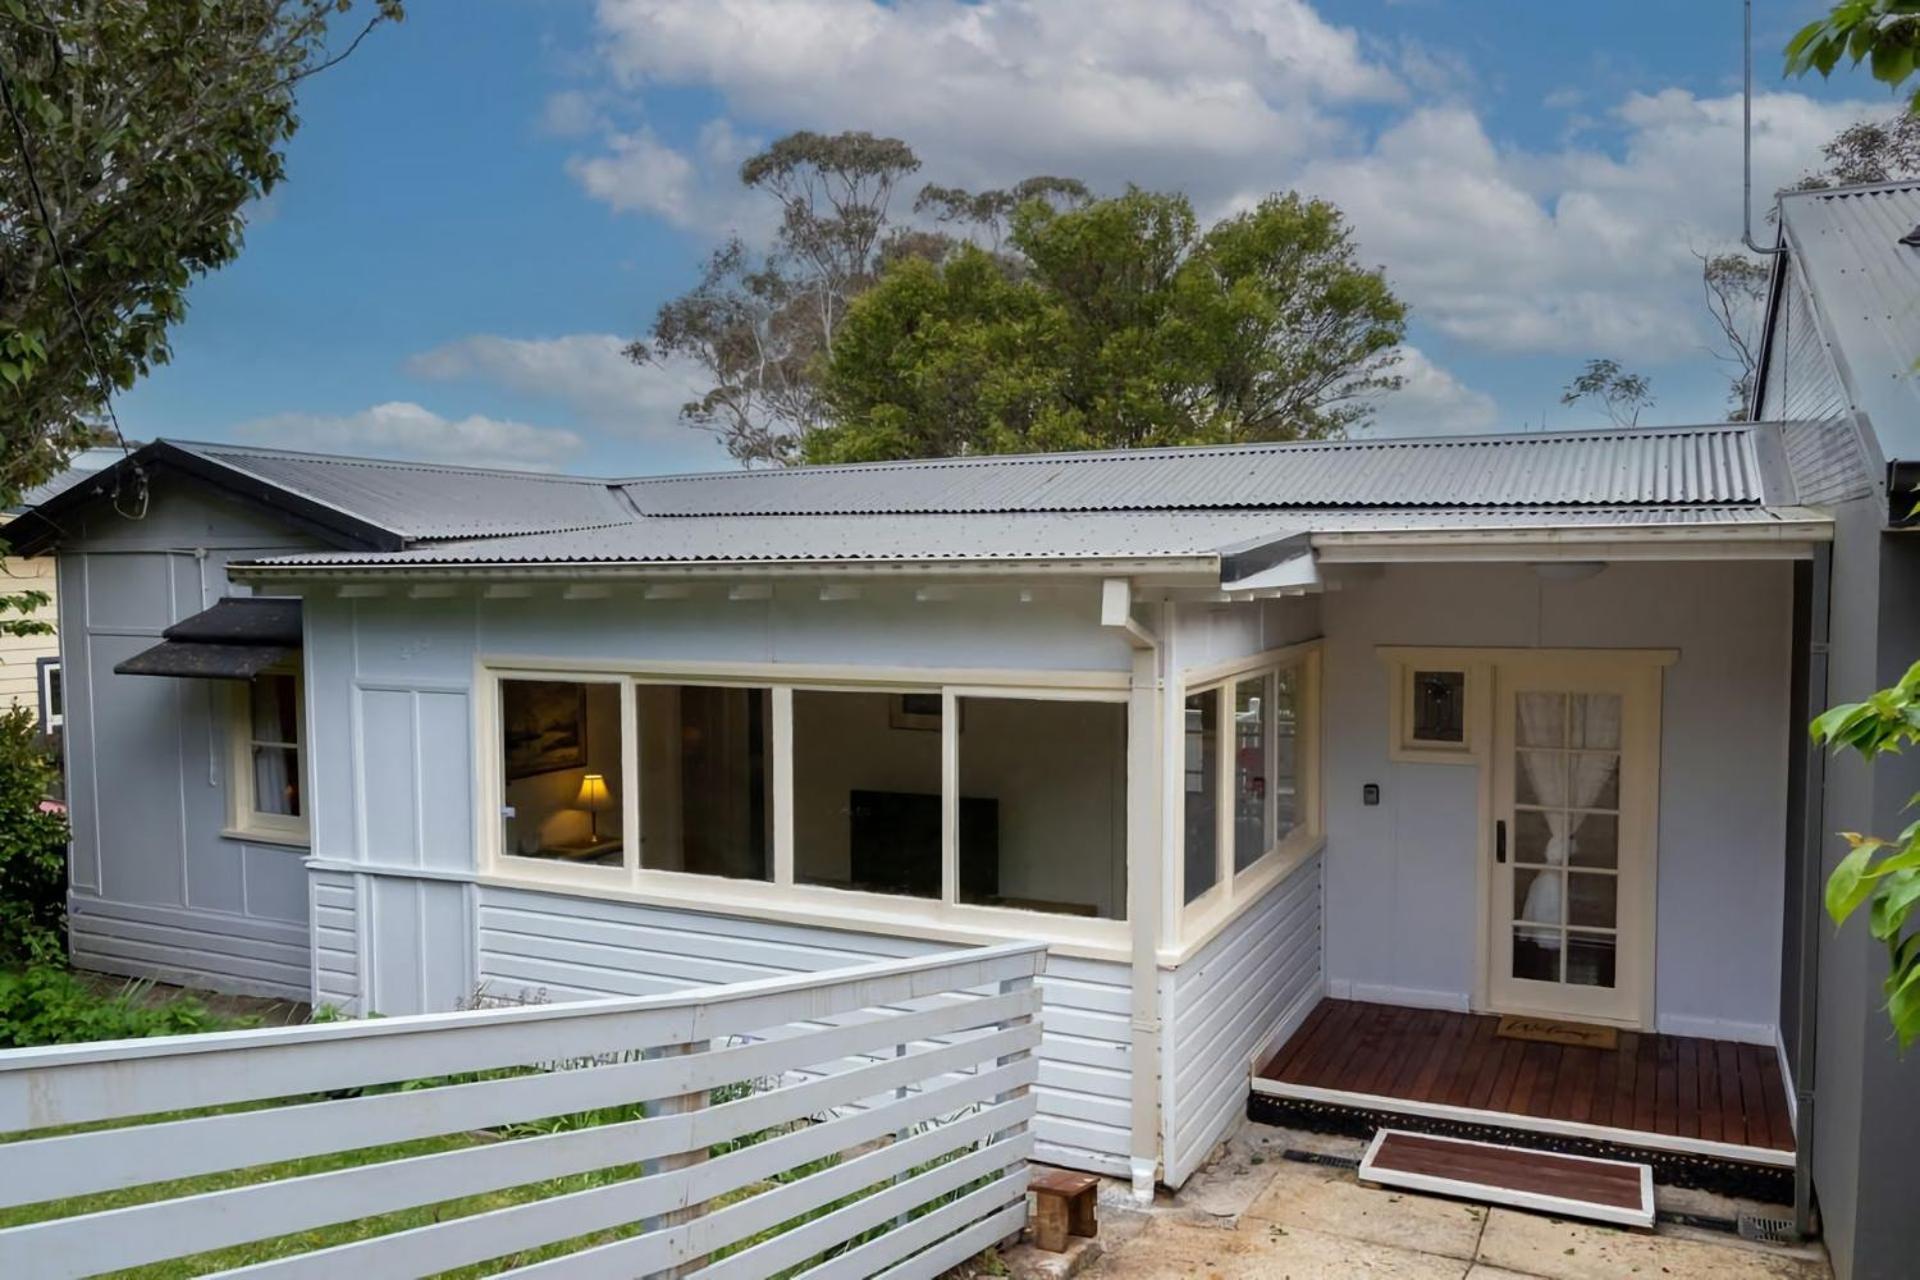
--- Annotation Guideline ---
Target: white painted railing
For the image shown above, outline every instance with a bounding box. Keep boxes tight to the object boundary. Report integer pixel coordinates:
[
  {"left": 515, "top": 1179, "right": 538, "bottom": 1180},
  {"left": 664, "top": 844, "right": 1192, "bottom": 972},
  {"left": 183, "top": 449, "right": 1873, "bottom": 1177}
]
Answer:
[{"left": 0, "top": 941, "right": 1044, "bottom": 1279}]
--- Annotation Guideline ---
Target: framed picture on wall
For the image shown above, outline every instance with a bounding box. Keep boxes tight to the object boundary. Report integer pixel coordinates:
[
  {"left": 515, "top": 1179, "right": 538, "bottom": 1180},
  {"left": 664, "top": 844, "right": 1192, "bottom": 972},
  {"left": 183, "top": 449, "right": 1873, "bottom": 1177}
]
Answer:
[{"left": 502, "top": 679, "right": 589, "bottom": 778}]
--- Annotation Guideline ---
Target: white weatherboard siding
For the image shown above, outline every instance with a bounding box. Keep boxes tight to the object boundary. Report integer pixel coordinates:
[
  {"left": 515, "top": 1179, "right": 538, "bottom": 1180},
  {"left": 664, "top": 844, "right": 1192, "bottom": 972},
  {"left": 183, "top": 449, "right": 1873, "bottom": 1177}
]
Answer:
[
  {"left": 474, "top": 885, "right": 1135, "bottom": 1177},
  {"left": 1320, "top": 561, "right": 1792, "bottom": 1042},
  {"left": 1160, "top": 853, "right": 1322, "bottom": 1187},
  {"left": 57, "top": 480, "right": 319, "bottom": 1001},
  {"left": 0, "top": 545, "right": 56, "bottom": 713},
  {"left": 309, "top": 870, "right": 361, "bottom": 1013}
]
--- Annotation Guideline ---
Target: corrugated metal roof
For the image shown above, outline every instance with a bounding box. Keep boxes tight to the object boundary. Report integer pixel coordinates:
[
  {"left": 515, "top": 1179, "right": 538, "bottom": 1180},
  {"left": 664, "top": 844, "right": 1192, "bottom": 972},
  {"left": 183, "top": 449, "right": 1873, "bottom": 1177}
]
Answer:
[
  {"left": 616, "top": 425, "right": 1763, "bottom": 516},
  {"left": 184, "top": 443, "right": 634, "bottom": 540},
  {"left": 247, "top": 505, "right": 1818, "bottom": 570},
  {"left": 1780, "top": 182, "right": 1920, "bottom": 456}
]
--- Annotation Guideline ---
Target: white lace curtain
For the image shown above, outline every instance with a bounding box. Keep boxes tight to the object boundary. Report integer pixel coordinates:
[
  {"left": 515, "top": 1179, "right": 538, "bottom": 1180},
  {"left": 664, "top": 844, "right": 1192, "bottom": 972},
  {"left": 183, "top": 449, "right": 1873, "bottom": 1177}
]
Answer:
[{"left": 1516, "top": 693, "right": 1620, "bottom": 951}]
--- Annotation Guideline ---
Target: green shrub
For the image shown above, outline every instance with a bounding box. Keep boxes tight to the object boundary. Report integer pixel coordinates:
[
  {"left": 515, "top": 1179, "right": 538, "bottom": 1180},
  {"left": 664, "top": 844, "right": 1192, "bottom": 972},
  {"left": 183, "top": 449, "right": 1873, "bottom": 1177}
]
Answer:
[
  {"left": 0, "top": 964, "right": 235, "bottom": 1048},
  {"left": 0, "top": 706, "right": 67, "bottom": 966}
]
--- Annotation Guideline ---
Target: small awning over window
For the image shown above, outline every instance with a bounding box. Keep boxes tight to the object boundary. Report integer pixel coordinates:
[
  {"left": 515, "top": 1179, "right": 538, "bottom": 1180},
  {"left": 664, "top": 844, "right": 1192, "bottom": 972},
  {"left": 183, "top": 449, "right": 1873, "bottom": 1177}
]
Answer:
[{"left": 115, "top": 597, "right": 303, "bottom": 680}]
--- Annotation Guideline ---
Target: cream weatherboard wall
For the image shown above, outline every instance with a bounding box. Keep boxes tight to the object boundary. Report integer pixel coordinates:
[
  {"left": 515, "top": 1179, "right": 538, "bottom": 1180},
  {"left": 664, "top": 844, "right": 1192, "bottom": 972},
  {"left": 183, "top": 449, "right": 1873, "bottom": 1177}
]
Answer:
[
  {"left": 1319, "top": 560, "right": 1794, "bottom": 1044},
  {"left": 0, "top": 536, "right": 57, "bottom": 716}
]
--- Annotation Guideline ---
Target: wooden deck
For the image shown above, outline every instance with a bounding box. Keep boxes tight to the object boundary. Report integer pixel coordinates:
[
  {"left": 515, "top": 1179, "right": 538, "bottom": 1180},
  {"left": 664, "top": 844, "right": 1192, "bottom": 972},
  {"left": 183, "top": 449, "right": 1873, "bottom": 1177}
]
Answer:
[{"left": 1254, "top": 999, "right": 1794, "bottom": 1163}]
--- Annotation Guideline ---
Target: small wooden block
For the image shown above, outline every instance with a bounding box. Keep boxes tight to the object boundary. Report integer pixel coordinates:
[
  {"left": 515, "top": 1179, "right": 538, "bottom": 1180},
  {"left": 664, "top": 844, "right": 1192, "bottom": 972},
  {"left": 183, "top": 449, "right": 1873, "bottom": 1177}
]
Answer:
[{"left": 1030, "top": 1169, "right": 1100, "bottom": 1252}]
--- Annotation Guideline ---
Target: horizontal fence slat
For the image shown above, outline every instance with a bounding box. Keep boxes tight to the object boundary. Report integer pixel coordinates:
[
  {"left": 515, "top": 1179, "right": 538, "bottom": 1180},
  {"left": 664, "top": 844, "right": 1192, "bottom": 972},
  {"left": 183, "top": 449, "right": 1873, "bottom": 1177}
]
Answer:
[
  {"left": 0, "top": 941, "right": 1045, "bottom": 1130},
  {"left": 211, "top": 1068, "right": 1036, "bottom": 1280},
  {"left": 878, "top": 1201, "right": 1030, "bottom": 1280},
  {"left": 0, "top": 986, "right": 1038, "bottom": 1209},
  {"left": 505, "top": 1114, "right": 1035, "bottom": 1279},
  {"left": 0, "top": 1031, "right": 1038, "bottom": 1279},
  {"left": 692, "top": 1150, "right": 1030, "bottom": 1280},
  {"left": 793, "top": 1166, "right": 1029, "bottom": 1280}
]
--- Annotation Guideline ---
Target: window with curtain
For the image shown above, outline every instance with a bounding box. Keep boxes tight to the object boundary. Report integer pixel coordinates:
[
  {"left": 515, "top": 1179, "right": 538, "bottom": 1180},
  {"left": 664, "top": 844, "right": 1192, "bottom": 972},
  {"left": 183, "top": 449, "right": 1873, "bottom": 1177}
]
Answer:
[{"left": 233, "top": 671, "right": 307, "bottom": 839}]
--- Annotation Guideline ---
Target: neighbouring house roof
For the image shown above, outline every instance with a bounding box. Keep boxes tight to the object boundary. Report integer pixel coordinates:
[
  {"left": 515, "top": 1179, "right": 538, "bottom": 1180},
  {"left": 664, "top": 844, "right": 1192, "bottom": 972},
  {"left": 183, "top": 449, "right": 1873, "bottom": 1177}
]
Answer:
[
  {"left": 16, "top": 423, "right": 1836, "bottom": 579},
  {"left": 1773, "top": 180, "right": 1920, "bottom": 460},
  {"left": 115, "top": 596, "right": 304, "bottom": 680}
]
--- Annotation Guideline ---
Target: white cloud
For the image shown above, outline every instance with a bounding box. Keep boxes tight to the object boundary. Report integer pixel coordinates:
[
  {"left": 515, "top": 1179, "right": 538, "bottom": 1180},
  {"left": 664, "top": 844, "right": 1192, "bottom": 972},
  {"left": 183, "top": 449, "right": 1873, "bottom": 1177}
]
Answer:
[
  {"left": 231, "top": 402, "right": 585, "bottom": 472},
  {"left": 407, "top": 333, "right": 706, "bottom": 435},
  {"left": 540, "top": 89, "right": 604, "bottom": 138},
  {"left": 1359, "top": 346, "right": 1500, "bottom": 437},
  {"left": 566, "top": 126, "right": 699, "bottom": 222}
]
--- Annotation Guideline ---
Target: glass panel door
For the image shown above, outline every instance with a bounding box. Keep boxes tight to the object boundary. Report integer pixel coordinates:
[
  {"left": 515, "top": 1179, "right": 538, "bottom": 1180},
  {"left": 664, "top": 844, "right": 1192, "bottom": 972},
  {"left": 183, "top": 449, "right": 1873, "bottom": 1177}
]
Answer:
[{"left": 1491, "top": 663, "right": 1648, "bottom": 1025}]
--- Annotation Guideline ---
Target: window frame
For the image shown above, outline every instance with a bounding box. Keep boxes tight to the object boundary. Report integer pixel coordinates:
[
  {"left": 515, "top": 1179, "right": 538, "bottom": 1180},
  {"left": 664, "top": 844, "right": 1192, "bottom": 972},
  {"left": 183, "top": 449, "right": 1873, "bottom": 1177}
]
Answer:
[
  {"left": 477, "top": 659, "right": 1133, "bottom": 953},
  {"left": 225, "top": 666, "right": 310, "bottom": 845},
  {"left": 1175, "top": 640, "right": 1323, "bottom": 948},
  {"left": 1386, "top": 656, "right": 1483, "bottom": 764},
  {"left": 35, "top": 656, "right": 61, "bottom": 730}
]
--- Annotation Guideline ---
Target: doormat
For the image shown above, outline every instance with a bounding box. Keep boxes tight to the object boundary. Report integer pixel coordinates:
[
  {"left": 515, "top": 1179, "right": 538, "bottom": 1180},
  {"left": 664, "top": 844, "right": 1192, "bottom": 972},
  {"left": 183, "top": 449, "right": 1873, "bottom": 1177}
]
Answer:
[{"left": 1495, "top": 1014, "right": 1618, "bottom": 1050}]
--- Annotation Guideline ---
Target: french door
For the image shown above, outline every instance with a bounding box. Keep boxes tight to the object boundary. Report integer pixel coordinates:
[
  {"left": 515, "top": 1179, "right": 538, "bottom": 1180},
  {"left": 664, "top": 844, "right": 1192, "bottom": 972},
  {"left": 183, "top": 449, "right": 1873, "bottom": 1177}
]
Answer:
[{"left": 1488, "top": 657, "right": 1660, "bottom": 1026}]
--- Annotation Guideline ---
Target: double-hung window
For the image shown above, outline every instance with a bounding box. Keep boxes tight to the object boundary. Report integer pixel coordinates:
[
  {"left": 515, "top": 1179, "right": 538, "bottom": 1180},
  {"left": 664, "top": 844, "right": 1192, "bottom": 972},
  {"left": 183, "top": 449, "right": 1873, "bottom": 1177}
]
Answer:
[{"left": 229, "top": 670, "right": 307, "bottom": 842}]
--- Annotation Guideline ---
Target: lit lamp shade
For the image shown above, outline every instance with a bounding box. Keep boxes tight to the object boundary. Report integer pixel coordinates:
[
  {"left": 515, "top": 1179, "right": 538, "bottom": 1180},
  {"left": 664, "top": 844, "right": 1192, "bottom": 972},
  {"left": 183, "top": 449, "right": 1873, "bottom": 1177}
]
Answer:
[{"left": 575, "top": 772, "right": 611, "bottom": 843}]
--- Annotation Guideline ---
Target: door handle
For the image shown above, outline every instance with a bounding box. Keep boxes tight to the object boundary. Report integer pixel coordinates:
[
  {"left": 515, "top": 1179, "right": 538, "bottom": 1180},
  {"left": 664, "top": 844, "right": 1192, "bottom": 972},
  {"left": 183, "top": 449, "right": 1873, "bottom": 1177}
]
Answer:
[{"left": 1495, "top": 819, "right": 1507, "bottom": 864}]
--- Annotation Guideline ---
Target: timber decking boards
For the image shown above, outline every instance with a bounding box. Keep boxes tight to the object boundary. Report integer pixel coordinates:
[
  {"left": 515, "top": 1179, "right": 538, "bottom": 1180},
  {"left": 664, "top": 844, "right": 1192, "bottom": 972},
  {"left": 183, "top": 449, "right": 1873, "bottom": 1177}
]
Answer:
[
  {"left": 1359, "top": 1129, "right": 1655, "bottom": 1229},
  {"left": 1257, "top": 999, "right": 1794, "bottom": 1158}
]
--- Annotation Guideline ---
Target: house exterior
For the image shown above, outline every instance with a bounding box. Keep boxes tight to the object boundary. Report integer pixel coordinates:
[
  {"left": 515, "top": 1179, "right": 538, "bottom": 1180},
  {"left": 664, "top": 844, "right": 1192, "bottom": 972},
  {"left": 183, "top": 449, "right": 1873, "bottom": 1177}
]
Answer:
[
  {"left": 0, "top": 451, "right": 113, "bottom": 727},
  {"left": 13, "top": 180, "right": 1920, "bottom": 1279}
]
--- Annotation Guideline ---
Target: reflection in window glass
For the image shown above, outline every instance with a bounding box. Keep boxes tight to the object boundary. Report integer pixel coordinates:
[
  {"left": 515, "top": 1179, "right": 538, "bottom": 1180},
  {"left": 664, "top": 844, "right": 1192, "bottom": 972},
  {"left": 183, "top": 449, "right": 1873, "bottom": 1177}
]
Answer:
[
  {"left": 1233, "top": 675, "right": 1270, "bottom": 872},
  {"left": 958, "top": 698, "right": 1126, "bottom": 919},
  {"left": 501, "top": 679, "right": 625, "bottom": 866},
  {"left": 793, "top": 690, "right": 943, "bottom": 898},
  {"left": 1274, "top": 666, "right": 1299, "bottom": 839},
  {"left": 1184, "top": 689, "right": 1219, "bottom": 902},
  {"left": 248, "top": 673, "right": 302, "bottom": 818},
  {"left": 636, "top": 685, "right": 772, "bottom": 880}
]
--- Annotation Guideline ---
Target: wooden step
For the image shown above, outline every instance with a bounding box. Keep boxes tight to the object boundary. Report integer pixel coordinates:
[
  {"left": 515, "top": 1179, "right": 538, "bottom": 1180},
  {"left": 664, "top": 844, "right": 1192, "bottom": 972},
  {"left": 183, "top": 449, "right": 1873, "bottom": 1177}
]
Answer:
[{"left": 1358, "top": 1129, "right": 1654, "bottom": 1228}]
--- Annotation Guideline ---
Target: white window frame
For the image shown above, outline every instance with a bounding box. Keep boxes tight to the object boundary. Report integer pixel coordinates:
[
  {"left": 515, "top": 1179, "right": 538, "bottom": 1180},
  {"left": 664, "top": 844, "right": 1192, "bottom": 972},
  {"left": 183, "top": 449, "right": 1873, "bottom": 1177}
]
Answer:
[
  {"left": 1386, "top": 657, "right": 1480, "bottom": 764},
  {"left": 225, "top": 668, "right": 310, "bottom": 845},
  {"left": 1175, "top": 640, "right": 1324, "bottom": 949},
  {"left": 476, "top": 658, "right": 1133, "bottom": 955},
  {"left": 35, "top": 656, "right": 60, "bottom": 730}
]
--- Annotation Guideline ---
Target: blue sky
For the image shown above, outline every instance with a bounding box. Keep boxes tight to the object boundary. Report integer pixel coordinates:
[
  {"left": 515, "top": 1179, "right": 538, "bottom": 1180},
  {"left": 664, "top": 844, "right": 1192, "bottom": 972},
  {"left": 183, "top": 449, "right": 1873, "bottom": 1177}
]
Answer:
[{"left": 116, "top": 0, "right": 1892, "bottom": 475}]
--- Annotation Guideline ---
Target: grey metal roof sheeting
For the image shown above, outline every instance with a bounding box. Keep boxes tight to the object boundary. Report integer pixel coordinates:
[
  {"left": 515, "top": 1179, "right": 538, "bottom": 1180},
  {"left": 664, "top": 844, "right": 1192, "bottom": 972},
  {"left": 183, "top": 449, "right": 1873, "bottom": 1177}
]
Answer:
[
  {"left": 1780, "top": 182, "right": 1920, "bottom": 454},
  {"left": 186, "top": 444, "right": 635, "bottom": 540},
  {"left": 249, "top": 505, "right": 1817, "bottom": 570},
  {"left": 616, "top": 425, "right": 1764, "bottom": 516}
]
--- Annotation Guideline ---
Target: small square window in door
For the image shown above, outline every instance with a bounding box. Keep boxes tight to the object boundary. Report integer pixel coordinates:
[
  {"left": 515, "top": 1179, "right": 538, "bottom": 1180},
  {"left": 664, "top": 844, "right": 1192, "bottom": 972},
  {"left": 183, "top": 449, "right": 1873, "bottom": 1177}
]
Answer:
[{"left": 1411, "top": 671, "right": 1465, "bottom": 744}]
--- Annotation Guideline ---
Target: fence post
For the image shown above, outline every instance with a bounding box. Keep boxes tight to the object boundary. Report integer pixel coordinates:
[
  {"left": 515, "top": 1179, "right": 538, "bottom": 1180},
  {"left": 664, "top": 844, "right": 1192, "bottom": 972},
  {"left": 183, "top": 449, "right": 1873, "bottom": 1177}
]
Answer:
[
  {"left": 995, "top": 968, "right": 1039, "bottom": 1251},
  {"left": 644, "top": 1038, "right": 710, "bottom": 1280}
]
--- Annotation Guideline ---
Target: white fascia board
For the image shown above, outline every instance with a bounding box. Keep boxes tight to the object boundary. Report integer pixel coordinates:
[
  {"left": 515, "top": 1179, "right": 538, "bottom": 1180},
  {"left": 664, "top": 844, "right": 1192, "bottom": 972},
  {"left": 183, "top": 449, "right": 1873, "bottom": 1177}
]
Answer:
[{"left": 1312, "top": 520, "right": 1832, "bottom": 563}]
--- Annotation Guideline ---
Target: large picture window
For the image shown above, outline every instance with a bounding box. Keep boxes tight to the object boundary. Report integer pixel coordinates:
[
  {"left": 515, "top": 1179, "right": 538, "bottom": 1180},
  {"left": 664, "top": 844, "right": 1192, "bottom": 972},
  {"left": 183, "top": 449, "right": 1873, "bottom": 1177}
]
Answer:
[{"left": 485, "top": 669, "right": 1130, "bottom": 937}]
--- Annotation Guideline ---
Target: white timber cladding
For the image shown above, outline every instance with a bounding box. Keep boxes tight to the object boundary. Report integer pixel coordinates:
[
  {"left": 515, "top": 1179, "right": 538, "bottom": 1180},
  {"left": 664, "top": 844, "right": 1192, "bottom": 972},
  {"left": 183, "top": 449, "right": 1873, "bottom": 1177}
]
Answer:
[
  {"left": 0, "top": 943, "right": 1043, "bottom": 1280},
  {"left": 475, "top": 884, "right": 1136, "bottom": 1178},
  {"left": 1159, "top": 851, "right": 1323, "bottom": 1187}
]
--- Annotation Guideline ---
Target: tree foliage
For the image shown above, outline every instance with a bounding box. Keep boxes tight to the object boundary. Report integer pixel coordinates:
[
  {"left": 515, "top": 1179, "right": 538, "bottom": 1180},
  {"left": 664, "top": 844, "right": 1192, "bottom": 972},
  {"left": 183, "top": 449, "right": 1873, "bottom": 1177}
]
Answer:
[
  {"left": 1788, "top": 2, "right": 1920, "bottom": 113},
  {"left": 0, "top": 0, "right": 403, "bottom": 501},
  {"left": 0, "top": 707, "right": 68, "bottom": 966},
  {"left": 807, "top": 189, "right": 1405, "bottom": 463},
  {"left": 1559, "top": 358, "right": 1654, "bottom": 428},
  {"left": 1699, "top": 252, "right": 1771, "bottom": 418},
  {"left": 1811, "top": 662, "right": 1920, "bottom": 1049}
]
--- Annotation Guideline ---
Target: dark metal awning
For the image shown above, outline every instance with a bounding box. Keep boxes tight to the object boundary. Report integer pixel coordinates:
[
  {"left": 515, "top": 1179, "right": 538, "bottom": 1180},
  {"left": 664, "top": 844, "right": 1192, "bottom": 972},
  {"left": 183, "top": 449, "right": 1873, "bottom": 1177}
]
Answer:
[{"left": 115, "top": 597, "right": 303, "bottom": 680}]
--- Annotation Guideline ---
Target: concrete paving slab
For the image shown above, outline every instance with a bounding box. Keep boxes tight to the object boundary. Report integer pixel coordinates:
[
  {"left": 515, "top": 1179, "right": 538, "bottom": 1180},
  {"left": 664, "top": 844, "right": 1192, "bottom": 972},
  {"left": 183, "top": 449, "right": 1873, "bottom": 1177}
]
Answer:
[
  {"left": 1476, "top": 1208, "right": 1832, "bottom": 1280},
  {"left": 1244, "top": 1163, "right": 1488, "bottom": 1261},
  {"left": 1086, "top": 1217, "right": 1471, "bottom": 1280}
]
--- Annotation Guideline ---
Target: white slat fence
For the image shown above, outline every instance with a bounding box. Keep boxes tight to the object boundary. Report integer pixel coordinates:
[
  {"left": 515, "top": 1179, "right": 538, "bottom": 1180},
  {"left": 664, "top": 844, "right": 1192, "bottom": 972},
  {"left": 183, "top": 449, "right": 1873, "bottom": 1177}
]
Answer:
[{"left": 0, "top": 941, "right": 1044, "bottom": 1279}]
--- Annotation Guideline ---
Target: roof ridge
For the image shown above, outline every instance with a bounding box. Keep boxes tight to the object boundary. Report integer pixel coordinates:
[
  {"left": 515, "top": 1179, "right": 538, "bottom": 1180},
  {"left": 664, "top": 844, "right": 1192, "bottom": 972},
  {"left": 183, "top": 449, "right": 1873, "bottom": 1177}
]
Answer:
[
  {"left": 175, "top": 439, "right": 620, "bottom": 486},
  {"left": 615, "top": 423, "right": 1755, "bottom": 487}
]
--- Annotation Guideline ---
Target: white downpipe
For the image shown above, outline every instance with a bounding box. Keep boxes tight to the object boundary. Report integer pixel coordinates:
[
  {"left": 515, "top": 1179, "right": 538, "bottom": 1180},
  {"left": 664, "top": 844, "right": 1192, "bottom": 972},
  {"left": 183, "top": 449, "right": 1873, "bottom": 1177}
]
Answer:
[{"left": 1104, "top": 579, "right": 1166, "bottom": 1204}]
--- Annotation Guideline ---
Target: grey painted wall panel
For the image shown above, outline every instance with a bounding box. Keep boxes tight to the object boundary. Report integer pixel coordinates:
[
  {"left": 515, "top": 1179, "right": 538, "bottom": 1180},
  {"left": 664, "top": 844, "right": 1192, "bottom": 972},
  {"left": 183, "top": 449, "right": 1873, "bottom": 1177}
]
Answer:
[
  {"left": 1160, "top": 855, "right": 1323, "bottom": 1187},
  {"left": 1760, "top": 260, "right": 1851, "bottom": 426},
  {"left": 54, "top": 477, "right": 321, "bottom": 1000},
  {"left": 309, "top": 871, "right": 363, "bottom": 1013},
  {"left": 1172, "top": 597, "right": 1321, "bottom": 671},
  {"left": 1321, "top": 561, "right": 1792, "bottom": 1042},
  {"left": 472, "top": 885, "right": 1134, "bottom": 1176}
]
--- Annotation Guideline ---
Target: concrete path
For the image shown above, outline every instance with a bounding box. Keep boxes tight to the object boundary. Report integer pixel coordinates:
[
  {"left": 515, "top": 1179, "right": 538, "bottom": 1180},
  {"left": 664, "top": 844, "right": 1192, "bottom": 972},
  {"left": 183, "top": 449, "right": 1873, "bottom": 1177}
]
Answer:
[{"left": 1081, "top": 1138, "right": 1831, "bottom": 1280}]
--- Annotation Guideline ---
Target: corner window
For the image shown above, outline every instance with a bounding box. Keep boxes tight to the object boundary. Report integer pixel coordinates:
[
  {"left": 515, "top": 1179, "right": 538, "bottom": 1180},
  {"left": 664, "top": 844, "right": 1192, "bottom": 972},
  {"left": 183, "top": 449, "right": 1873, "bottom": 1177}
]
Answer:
[
  {"left": 499, "top": 678, "right": 625, "bottom": 866},
  {"left": 1180, "top": 644, "right": 1322, "bottom": 932},
  {"left": 230, "top": 670, "right": 307, "bottom": 841}
]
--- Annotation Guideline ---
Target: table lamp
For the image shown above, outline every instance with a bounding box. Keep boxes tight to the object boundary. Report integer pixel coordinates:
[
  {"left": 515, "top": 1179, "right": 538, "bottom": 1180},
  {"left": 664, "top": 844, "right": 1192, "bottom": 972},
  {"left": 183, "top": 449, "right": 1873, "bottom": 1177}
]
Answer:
[{"left": 575, "top": 772, "right": 611, "bottom": 842}]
